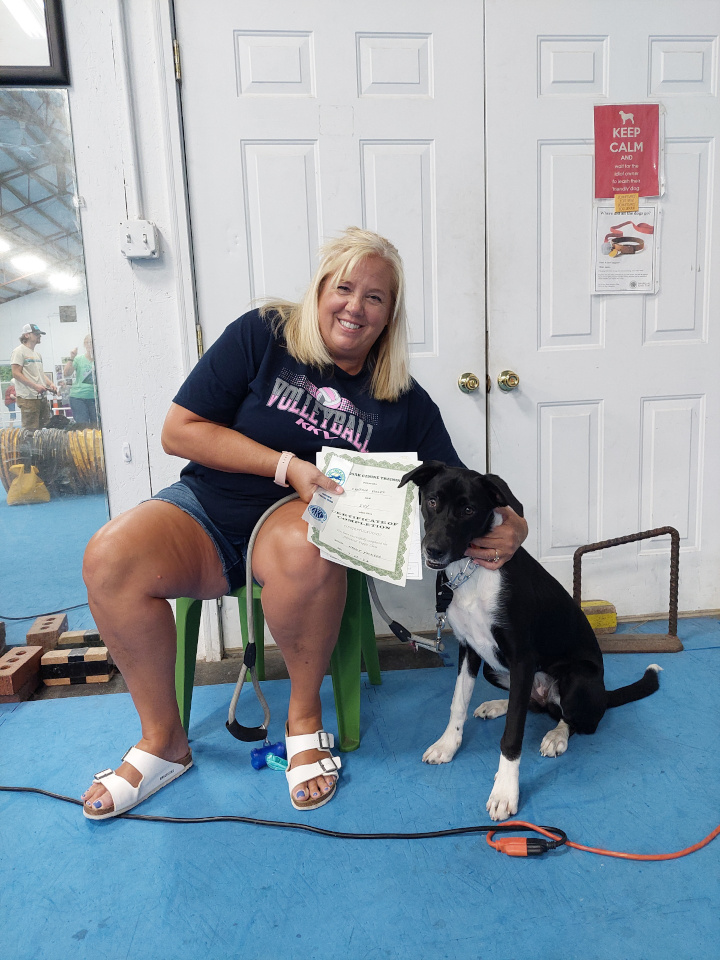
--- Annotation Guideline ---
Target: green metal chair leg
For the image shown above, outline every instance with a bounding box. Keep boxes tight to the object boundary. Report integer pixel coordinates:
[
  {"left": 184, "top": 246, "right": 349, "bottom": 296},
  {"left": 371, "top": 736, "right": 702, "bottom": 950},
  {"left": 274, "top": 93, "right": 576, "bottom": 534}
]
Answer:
[
  {"left": 330, "top": 569, "right": 380, "bottom": 752},
  {"left": 175, "top": 596, "right": 203, "bottom": 733}
]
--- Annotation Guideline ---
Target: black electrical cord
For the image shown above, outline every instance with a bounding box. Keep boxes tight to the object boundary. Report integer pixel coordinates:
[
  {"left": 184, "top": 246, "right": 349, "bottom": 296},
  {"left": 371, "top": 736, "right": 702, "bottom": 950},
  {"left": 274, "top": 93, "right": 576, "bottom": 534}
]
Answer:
[
  {"left": 0, "top": 602, "right": 89, "bottom": 621},
  {"left": 0, "top": 785, "right": 567, "bottom": 849}
]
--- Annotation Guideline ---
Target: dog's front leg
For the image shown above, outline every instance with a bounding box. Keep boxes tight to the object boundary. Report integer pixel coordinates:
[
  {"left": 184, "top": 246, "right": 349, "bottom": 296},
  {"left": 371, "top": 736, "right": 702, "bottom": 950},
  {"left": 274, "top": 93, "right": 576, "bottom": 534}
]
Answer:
[
  {"left": 486, "top": 660, "right": 535, "bottom": 821},
  {"left": 423, "top": 643, "right": 480, "bottom": 764}
]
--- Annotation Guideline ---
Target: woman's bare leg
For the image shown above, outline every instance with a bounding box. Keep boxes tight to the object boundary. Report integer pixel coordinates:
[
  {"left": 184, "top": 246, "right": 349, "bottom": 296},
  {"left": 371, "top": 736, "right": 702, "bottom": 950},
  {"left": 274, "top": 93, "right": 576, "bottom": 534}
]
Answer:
[
  {"left": 252, "top": 500, "right": 346, "bottom": 805},
  {"left": 81, "top": 501, "right": 227, "bottom": 812}
]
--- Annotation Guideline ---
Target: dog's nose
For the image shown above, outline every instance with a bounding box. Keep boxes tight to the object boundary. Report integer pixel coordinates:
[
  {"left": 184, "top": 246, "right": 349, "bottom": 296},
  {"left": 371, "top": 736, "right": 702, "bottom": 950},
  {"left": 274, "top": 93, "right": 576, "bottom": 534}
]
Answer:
[{"left": 424, "top": 545, "right": 446, "bottom": 562}]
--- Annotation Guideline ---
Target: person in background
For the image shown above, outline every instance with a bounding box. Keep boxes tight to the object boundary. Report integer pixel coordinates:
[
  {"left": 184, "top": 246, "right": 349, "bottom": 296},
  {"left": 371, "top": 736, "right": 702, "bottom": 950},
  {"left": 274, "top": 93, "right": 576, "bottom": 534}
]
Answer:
[
  {"left": 10, "top": 324, "right": 59, "bottom": 431},
  {"left": 4, "top": 380, "right": 17, "bottom": 421},
  {"left": 63, "top": 334, "right": 98, "bottom": 426}
]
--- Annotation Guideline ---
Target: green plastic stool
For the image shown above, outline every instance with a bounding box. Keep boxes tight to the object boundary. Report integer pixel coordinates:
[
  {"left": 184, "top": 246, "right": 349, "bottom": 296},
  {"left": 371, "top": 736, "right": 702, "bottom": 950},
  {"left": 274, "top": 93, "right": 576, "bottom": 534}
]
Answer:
[{"left": 175, "top": 568, "right": 381, "bottom": 752}]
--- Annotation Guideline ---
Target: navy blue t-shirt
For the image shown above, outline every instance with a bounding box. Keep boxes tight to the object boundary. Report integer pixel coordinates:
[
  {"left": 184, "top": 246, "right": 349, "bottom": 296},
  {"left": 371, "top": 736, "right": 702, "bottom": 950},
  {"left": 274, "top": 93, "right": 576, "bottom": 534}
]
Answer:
[{"left": 173, "top": 309, "right": 462, "bottom": 542}]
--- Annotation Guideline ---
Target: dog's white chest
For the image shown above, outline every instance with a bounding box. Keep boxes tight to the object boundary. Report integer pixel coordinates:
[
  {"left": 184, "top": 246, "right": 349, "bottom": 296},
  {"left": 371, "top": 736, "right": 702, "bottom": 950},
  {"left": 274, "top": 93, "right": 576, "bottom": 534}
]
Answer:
[{"left": 446, "top": 565, "right": 506, "bottom": 672}]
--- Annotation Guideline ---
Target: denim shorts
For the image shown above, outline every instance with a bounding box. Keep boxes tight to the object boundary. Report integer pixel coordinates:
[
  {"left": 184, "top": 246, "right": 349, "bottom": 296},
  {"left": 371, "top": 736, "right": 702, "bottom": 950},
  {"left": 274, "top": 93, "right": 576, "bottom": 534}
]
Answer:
[{"left": 150, "top": 481, "right": 248, "bottom": 593}]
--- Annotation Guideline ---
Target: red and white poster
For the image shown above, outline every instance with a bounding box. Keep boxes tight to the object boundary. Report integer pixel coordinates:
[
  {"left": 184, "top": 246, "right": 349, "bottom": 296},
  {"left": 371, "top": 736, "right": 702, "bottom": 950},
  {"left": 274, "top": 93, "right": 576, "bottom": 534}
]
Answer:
[{"left": 594, "top": 104, "right": 660, "bottom": 199}]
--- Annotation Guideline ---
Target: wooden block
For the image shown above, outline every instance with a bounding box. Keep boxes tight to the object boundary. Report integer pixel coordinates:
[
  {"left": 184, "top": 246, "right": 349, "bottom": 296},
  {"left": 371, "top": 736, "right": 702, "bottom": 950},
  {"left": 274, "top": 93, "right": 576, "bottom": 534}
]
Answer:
[
  {"left": 57, "top": 630, "right": 103, "bottom": 649},
  {"left": 0, "top": 672, "right": 41, "bottom": 703},
  {"left": 25, "top": 614, "right": 68, "bottom": 653},
  {"left": 599, "top": 633, "right": 683, "bottom": 654},
  {"left": 0, "top": 646, "right": 43, "bottom": 696},
  {"left": 581, "top": 600, "right": 617, "bottom": 635},
  {"left": 41, "top": 646, "right": 115, "bottom": 686}
]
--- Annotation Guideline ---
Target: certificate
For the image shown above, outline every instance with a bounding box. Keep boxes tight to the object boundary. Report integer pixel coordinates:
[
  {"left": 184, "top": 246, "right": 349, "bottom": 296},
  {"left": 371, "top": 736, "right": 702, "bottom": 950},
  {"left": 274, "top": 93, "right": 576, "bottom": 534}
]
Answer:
[{"left": 307, "top": 449, "right": 421, "bottom": 586}]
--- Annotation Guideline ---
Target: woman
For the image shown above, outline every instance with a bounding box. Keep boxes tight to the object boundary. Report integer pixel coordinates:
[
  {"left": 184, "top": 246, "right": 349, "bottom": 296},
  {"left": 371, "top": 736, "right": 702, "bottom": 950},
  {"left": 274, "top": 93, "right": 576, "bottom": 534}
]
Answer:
[
  {"left": 63, "top": 334, "right": 98, "bottom": 426},
  {"left": 81, "top": 228, "right": 527, "bottom": 818}
]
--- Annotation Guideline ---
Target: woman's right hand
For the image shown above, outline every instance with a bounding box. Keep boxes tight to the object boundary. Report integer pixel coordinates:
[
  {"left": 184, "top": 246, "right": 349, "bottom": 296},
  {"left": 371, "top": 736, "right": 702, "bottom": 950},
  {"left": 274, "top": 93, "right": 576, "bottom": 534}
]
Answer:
[{"left": 285, "top": 456, "right": 344, "bottom": 503}]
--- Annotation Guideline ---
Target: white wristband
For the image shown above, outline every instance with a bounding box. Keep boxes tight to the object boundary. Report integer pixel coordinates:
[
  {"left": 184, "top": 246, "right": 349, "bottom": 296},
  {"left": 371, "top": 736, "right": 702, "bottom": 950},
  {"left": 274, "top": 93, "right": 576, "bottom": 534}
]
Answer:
[{"left": 274, "top": 451, "right": 296, "bottom": 487}]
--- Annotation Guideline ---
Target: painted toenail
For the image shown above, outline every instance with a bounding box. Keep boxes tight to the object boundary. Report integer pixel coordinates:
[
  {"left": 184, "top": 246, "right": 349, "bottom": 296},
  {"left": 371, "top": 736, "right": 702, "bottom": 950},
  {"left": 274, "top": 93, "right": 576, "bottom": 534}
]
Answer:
[
  {"left": 296, "top": 791, "right": 306, "bottom": 799},
  {"left": 92, "top": 800, "right": 103, "bottom": 809}
]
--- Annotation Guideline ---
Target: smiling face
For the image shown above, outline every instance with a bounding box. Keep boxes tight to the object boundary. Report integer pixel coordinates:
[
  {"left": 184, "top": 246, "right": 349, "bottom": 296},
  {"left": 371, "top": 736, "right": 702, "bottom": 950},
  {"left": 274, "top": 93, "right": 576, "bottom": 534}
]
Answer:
[{"left": 317, "top": 255, "right": 395, "bottom": 375}]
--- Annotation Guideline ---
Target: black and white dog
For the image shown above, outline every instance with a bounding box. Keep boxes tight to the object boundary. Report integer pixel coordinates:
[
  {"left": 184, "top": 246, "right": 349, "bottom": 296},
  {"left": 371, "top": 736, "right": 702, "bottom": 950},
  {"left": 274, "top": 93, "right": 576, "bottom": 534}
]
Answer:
[{"left": 400, "top": 462, "right": 661, "bottom": 821}]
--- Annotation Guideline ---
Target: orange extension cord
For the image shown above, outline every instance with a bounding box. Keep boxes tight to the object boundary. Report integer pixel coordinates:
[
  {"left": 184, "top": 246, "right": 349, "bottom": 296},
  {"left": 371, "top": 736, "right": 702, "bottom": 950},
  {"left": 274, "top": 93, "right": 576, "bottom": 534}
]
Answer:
[{"left": 486, "top": 820, "right": 720, "bottom": 860}]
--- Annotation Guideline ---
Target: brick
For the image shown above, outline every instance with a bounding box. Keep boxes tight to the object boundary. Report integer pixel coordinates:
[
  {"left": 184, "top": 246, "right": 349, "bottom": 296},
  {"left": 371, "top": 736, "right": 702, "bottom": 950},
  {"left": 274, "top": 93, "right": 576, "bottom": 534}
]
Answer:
[
  {"left": 57, "top": 630, "right": 103, "bottom": 649},
  {"left": 25, "top": 614, "right": 68, "bottom": 653},
  {"left": 0, "top": 646, "right": 43, "bottom": 696},
  {"left": 581, "top": 600, "right": 617, "bottom": 635},
  {"left": 0, "top": 672, "right": 41, "bottom": 703}
]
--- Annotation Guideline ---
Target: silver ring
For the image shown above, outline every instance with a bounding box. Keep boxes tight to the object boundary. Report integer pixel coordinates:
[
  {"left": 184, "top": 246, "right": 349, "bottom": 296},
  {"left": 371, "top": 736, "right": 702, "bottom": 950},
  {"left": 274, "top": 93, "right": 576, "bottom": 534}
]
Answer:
[{"left": 493, "top": 550, "right": 500, "bottom": 563}]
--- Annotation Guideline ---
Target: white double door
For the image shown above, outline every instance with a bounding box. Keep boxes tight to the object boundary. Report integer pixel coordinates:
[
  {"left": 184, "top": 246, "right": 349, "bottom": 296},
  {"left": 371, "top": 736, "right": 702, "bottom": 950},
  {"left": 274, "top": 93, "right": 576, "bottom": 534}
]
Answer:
[{"left": 174, "top": 0, "right": 719, "bottom": 632}]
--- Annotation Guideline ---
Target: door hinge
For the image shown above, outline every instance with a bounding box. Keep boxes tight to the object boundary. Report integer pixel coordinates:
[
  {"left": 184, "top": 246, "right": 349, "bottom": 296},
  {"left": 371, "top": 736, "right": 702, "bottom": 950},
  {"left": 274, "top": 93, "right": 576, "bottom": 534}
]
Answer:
[
  {"left": 196, "top": 324, "right": 204, "bottom": 357},
  {"left": 173, "top": 38, "right": 182, "bottom": 82}
]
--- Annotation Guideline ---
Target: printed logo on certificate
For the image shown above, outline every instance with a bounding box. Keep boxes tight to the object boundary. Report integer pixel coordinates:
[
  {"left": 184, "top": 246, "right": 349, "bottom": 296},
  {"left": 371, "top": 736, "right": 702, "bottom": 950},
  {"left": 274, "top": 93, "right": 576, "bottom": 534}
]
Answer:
[{"left": 306, "top": 449, "right": 421, "bottom": 586}]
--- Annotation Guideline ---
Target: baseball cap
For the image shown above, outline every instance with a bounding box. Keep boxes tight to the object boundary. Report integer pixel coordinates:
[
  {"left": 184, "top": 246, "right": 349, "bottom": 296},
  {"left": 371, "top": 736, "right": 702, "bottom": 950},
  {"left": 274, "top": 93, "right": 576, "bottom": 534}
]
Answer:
[{"left": 21, "top": 323, "right": 45, "bottom": 335}]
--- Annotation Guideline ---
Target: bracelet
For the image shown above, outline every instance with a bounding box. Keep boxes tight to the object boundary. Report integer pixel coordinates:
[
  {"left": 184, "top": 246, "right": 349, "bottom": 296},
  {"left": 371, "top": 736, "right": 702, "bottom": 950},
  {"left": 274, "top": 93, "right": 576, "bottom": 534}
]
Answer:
[{"left": 274, "top": 451, "right": 296, "bottom": 487}]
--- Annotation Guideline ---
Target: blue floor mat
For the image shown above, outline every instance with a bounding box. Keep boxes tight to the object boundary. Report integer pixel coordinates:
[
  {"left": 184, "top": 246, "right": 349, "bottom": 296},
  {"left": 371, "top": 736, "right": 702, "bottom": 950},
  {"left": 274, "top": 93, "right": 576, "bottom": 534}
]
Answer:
[
  {"left": 0, "top": 493, "right": 108, "bottom": 645},
  {"left": 1, "top": 618, "right": 718, "bottom": 960}
]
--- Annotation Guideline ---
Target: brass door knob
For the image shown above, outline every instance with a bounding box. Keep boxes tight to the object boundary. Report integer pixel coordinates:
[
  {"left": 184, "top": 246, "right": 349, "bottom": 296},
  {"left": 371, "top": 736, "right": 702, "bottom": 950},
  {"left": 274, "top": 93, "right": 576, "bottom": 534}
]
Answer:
[
  {"left": 458, "top": 372, "right": 481, "bottom": 394},
  {"left": 498, "top": 370, "right": 520, "bottom": 392}
]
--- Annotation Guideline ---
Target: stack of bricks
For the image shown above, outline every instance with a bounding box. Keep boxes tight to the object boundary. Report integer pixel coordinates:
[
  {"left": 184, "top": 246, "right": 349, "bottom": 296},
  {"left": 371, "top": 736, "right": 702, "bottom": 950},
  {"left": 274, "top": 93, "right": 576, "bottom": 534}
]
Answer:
[
  {"left": 0, "top": 614, "right": 68, "bottom": 704},
  {"left": 42, "top": 628, "right": 114, "bottom": 687},
  {"left": 0, "top": 646, "right": 44, "bottom": 703}
]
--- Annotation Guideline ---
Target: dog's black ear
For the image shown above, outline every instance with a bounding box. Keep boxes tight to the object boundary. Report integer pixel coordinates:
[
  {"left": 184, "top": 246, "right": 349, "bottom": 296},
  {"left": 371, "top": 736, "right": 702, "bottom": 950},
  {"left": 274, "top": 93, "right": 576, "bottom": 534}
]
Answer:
[
  {"left": 399, "top": 460, "right": 446, "bottom": 489},
  {"left": 481, "top": 474, "right": 525, "bottom": 517}
]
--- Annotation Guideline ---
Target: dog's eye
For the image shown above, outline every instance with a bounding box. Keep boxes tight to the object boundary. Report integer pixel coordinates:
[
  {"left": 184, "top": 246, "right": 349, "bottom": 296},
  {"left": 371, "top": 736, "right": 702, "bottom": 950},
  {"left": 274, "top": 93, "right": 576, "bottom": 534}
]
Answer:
[
  {"left": 425, "top": 497, "right": 437, "bottom": 509},
  {"left": 463, "top": 506, "right": 474, "bottom": 516}
]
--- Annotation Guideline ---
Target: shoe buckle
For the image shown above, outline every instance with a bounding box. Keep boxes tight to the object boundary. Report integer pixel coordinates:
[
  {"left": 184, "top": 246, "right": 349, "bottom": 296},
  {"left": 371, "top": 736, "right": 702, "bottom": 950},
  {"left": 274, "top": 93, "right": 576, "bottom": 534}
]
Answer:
[
  {"left": 317, "top": 756, "right": 339, "bottom": 775},
  {"left": 317, "top": 731, "right": 334, "bottom": 750},
  {"left": 94, "top": 768, "right": 114, "bottom": 780}
]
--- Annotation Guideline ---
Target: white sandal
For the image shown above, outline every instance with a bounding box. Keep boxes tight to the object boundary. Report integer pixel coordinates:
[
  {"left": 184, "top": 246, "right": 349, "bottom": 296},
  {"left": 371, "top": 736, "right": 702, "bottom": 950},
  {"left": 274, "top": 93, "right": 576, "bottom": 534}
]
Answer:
[
  {"left": 83, "top": 746, "right": 193, "bottom": 820},
  {"left": 285, "top": 727, "right": 341, "bottom": 811}
]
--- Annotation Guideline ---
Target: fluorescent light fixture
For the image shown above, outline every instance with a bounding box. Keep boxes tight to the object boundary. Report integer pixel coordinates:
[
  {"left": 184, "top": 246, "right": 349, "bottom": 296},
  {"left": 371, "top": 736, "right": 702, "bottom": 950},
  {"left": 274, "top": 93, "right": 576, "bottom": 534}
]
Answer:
[
  {"left": 48, "top": 271, "right": 81, "bottom": 292},
  {"left": 0, "top": 237, "right": 11, "bottom": 253},
  {"left": 11, "top": 253, "right": 47, "bottom": 274},
  {"left": 1, "top": 0, "right": 47, "bottom": 41}
]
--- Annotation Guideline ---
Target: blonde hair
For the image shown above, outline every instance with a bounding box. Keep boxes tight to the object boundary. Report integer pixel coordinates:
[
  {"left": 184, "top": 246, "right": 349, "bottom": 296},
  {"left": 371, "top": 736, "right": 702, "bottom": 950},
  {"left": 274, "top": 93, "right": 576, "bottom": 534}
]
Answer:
[{"left": 261, "top": 227, "right": 412, "bottom": 401}]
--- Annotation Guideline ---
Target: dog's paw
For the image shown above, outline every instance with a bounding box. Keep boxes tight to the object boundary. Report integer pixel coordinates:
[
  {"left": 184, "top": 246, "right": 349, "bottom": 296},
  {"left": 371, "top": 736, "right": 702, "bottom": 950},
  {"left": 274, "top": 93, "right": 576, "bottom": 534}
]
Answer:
[
  {"left": 422, "top": 735, "right": 461, "bottom": 764},
  {"left": 474, "top": 699, "right": 508, "bottom": 720},
  {"left": 540, "top": 721, "right": 569, "bottom": 758},
  {"left": 486, "top": 787, "right": 519, "bottom": 822}
]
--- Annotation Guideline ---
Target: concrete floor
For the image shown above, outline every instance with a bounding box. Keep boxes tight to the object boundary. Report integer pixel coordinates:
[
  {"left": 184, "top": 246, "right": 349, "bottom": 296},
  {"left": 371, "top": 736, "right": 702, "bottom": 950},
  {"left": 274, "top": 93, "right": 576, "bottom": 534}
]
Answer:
[{"left": 28, "top": 634, "right": 445, "bottom": 701}]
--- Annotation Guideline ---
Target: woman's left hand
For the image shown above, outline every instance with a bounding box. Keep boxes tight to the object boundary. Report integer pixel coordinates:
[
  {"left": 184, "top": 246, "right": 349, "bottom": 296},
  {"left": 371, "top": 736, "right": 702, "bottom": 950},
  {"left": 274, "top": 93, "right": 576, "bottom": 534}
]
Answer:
[{"left": 464, "top": 506, "right": 528, "bottom": 569}]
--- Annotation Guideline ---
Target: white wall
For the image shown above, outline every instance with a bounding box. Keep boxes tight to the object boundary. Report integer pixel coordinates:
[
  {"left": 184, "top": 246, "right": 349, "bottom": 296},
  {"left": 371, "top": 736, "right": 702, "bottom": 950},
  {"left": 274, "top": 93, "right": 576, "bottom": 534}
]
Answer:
[{"left": 64, "top": 0, "right": 198, "bottom": 513}]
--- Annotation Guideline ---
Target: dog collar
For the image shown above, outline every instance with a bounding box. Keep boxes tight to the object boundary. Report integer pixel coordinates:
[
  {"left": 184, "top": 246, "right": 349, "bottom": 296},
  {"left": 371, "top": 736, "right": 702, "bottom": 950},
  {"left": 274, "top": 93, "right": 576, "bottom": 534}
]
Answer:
[
  {"left": 444, "top": 558, "right": 478, "bottom": 590},
  {"left": 604, "top": 236, "right": 644, "bottom": 257}
]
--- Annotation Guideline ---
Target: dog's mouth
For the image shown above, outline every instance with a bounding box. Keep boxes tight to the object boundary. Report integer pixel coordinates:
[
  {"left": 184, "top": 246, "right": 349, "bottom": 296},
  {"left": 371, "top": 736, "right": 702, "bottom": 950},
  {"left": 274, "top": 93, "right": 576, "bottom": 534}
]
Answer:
[{"left": 424, "top": 558, "right": 448, "bottom": 570}]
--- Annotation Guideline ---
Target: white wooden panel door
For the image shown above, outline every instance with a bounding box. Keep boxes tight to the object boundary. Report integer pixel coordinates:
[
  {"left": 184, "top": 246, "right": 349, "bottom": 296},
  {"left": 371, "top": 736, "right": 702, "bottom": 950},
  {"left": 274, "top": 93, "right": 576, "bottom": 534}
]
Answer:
[
  {"left": 174, "top": 1, "right": 486, "bottom": 636},
  {"left": 486, "top": 0, "right": 720, "bottom": 615}
]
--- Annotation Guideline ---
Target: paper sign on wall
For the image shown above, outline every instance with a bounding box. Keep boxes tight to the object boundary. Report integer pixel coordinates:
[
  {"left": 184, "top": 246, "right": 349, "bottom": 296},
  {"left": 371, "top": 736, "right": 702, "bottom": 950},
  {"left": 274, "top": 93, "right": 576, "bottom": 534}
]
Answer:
[
  {"left": 592, "top": 205, "right": 658, "bottom": 294},
  {"left": 594, "top": 104, "right": 660, "bottom": 199}
]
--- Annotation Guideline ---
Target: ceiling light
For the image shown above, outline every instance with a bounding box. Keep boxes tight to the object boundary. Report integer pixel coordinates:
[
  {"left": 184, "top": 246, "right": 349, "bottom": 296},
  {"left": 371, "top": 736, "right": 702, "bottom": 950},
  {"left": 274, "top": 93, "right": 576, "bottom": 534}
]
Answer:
[
  {"left": 10, "top": 253, "right": 47, "bottom": 275},
  {"left": 0, "top": 237, "right": 11, "bottom": 253},
  {"left": 48, "top": 271, "right": 81, "bottom": 292}
]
